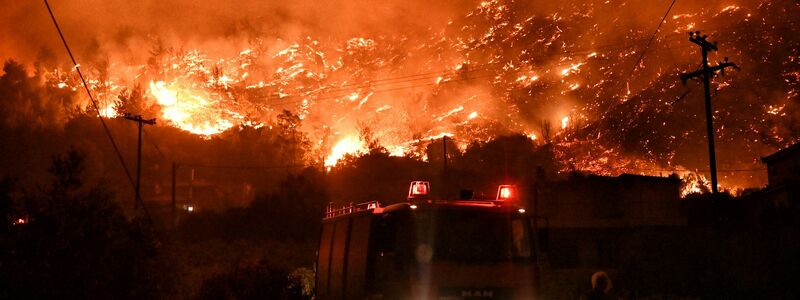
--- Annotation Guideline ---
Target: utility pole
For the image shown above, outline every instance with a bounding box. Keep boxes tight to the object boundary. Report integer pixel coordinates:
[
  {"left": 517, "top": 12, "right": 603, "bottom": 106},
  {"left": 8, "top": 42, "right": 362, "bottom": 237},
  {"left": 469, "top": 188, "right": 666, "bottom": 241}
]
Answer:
[
  {"left": 679, "top": 31, "right": 739, "bottom": 194},
  {"left": 171, "top": 162, "right": 178, "bottom": 229},
  {"left": 442, "top": 136, "right": 448, "bottom": 172},
  {"left": 442, "top": 136, "right": 448, "bottom": 198},
  {"left": 124, "top": 114, "right": 156, "bottom": 210}
]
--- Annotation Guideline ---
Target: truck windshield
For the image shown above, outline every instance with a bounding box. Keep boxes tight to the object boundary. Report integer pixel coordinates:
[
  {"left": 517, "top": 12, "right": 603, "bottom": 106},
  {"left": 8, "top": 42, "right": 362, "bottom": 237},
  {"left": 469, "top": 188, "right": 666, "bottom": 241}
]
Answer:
[{"left": 414, "top": 209, "right": 531, "bottom": 263}]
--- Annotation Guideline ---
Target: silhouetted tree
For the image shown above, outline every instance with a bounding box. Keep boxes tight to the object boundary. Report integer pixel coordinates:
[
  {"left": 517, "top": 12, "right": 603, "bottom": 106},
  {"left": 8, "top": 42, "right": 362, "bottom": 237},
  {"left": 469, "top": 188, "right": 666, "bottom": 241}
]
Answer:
[
  {"left": 115, "top": 83, "right": 153, "bottom": 117},
  {"left": 0, "top": 150, "right": 167, "bottom": 299}
]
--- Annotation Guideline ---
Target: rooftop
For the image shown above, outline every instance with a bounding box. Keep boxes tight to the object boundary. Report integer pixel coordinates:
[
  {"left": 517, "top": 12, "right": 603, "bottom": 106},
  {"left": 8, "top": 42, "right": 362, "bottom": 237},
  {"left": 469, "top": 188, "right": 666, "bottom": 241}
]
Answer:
[{"left": 761, "top": 142, "right": 800, "bottom": 164}]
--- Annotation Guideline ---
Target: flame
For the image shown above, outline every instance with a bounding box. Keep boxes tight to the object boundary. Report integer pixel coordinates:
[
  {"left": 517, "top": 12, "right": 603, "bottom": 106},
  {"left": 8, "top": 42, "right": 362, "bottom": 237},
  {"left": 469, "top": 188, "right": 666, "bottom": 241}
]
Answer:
[
  {"left": 387, "top": 145, "right": 407, "bottom": 157},
  {"left": 516, "top": 74, "right": 539, "bottom": 86},
  {"left": 767, "top": 104, "right": 786, "bottom": 116},
  {"left": 21, "top": 0, "right": 792, "bottom": 191},
  {"left": 681, "top": 173, "right": 707, "bottom": 197},
  {"left": 324, "top": 136, "right": 367, "bottom": 168},
  {"left": 148, "top": 81, "right": 235, "bottom": 136},
  {"left": 560, "top": 62, "right": 584, "bottom": 76},
  {"left": 720, "top": 5, "right": 740, "bottom": 14},
  {"left": 561, "top": 116, "right": 570, "bottom": 129},
  {"left": 98, "top": 104, "right": 117, "bottom": 118}
]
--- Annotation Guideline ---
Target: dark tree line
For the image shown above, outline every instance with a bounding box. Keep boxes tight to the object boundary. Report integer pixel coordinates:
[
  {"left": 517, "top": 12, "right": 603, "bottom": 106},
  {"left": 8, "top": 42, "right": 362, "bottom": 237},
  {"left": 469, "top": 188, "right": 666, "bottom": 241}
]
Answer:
[{"left": 0, "top": 150, "right": 167, "bottom": 298}]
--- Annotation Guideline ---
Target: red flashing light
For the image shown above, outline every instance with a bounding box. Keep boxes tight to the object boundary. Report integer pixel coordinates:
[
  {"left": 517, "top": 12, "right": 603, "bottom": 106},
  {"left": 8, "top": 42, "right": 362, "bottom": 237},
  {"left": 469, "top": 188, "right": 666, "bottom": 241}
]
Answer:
[
  {"left": 496, "top": 185, "right": 516, "bottom": 201},
  {"left": 408, "top": 181, "right": 430, "bottom": 199}
]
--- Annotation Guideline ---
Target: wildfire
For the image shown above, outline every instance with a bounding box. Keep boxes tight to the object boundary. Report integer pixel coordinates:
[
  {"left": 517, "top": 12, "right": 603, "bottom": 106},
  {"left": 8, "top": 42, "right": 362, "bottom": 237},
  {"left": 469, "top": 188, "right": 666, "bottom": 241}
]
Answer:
[
  {"left": 560, "top": 63, "right": 584, "bottom": 76},
  {"left": 24, "top": 0, "right": 795, "bottom": 191},
  {"left": 148, "top": 81, "right": 236, "bottom": 136},
  {"left": 324, "top": 136, "right": 367, "bottom": 169},
  {"left": 98, "top": 104, "right": 117, "bottom": 118},
  {"left": 12, "top": 217, "right": 28, "bottom": 225},
  {"left": 681, "top": 172, "right": 709, "bottom": 197}
]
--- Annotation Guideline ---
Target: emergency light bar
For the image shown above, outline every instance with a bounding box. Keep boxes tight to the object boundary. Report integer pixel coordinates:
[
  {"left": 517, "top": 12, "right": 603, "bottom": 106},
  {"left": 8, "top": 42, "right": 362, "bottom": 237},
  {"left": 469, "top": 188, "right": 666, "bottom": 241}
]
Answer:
[
  {"left": 408, "top": 181, "right": 430, "bottom": 199},
  {"left": 496, "top": 185, "right": 516, "bottom": 201}
]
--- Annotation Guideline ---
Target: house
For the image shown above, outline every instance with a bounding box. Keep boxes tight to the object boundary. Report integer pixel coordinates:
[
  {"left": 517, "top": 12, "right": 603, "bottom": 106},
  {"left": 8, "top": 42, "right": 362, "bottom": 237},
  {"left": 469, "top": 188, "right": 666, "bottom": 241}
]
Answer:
[
  {"left": 761, "top": 142, "right": 800, "bottom": 187},
  {"left": 537, "top": 173, "right": 685, "bottom": 228},
  {"left": 534, "top": 173, "right": 686, "bottom": 269},
  {"left": 737, "top": 142, "right": 800, "bottom": 225}
]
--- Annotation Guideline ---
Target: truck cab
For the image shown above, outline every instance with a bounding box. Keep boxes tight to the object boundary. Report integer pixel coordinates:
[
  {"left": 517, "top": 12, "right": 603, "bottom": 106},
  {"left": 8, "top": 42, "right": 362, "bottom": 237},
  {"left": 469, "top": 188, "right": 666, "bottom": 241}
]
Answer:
[{"left": 316, "top": 181, "right": 542, "bottom": 300}]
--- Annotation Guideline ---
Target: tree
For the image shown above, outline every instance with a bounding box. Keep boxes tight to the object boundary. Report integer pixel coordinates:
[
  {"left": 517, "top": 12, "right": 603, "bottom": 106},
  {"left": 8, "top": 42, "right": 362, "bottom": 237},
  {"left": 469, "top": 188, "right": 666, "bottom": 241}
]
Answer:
[
  {"left": 0, "top": 149, "right": 167, "bottom": 299},
  {"left": 115, "top": 83, "right": 152, "bottom": 117},
  {"left": 277, "top": 110, "right": 311, "bottom": 165}
]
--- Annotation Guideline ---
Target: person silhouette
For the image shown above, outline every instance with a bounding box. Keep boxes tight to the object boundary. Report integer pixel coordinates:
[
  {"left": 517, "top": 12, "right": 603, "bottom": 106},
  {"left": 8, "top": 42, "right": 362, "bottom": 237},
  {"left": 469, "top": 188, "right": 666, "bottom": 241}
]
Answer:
[{"left": 581, "top": 271, "right": 614, "bottom": 300}]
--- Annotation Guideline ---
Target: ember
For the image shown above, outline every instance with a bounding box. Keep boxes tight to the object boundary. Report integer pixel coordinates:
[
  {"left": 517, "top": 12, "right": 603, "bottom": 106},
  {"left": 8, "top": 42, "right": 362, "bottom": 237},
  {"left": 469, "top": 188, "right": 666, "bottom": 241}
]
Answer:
[
  {"left": 2, "top": 1, "right": 800, "bottom": 299},
  {"left": 3, "top": 0, "right": 798, "bottom": 190}
]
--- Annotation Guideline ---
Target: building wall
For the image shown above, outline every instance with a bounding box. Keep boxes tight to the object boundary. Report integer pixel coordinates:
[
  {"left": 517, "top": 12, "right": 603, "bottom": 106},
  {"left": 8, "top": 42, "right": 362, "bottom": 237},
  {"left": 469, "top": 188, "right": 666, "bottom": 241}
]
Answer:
[
  {"left": 766, "top": 151, "right": 800, "bottom": 186},
  {"left": 536, "top": 174, "right": 684, "bottom": 228},
  {"left": 762, "top": 143, "right": 800, "bottom": 186},
  {"left": 533, "top": 173, "right": 687, "bottom": 293}
]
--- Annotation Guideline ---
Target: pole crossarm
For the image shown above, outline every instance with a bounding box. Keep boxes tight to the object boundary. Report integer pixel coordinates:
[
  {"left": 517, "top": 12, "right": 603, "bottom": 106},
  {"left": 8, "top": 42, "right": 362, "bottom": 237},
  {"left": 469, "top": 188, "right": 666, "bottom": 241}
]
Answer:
[
  {"left": 688, "top": 31, "right": 718, "bottom": 50},
  {"left": 123, "top": 113, "right": 156, "bottom": 212},
  {"left": 681, "top": 61, "right": 740, "bottom": 84},
  {"left": 123, "top": 114, "right": 157, "bottom": 125}
]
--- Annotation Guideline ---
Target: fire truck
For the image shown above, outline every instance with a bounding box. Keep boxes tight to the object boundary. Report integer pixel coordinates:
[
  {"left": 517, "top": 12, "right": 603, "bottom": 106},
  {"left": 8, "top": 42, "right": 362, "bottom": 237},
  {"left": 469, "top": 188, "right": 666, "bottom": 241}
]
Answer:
[{"left": 316, "top": 181, "right": 545, "bottom": 300}]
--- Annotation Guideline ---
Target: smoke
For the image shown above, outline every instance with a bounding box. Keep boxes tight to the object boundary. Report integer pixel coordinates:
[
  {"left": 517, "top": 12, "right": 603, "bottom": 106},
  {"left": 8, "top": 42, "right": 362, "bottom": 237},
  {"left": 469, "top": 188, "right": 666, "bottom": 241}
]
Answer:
[
  {"left": 1, "top": 0, "right": 798, "bottom": 190},
  {"left": 1, "top": 0, "right": 468, "bottom": 64}
]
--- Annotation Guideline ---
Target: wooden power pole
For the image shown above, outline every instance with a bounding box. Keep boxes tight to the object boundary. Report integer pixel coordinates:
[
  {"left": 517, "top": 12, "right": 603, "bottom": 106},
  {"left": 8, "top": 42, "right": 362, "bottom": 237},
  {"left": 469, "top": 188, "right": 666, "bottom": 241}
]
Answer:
[
  {"left": 442, "top": 135, "right": 448, "bottom": 172},
  {"left": 124, "top": 114, "right": 156, "bottom": 210},
  {"left": 442, "top": 136, "right": 448, "bottom": 198},
  {"left": 679, "top": 31, "right": 739, "bottom": 194},
  {"left": 171, "top": 162, "right": 178, "bottom": 229}
]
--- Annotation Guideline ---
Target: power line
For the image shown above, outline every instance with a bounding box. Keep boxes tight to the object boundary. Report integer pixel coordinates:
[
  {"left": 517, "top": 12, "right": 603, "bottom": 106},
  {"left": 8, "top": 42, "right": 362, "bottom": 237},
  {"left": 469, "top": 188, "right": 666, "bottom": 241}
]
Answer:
[
  {"left": 259, "top": 35, "right": 689, "bottom": 105},
  {"left": 44, "top": 0, "right": 151, "bottom": 219},
  {"left": 249, "top": 36, "right": 654, "bottom": 105},
  {"left": 134, "top": 24, "right": 749, "bottom": 160},
  {"left": 139, "top": 20, "right": 785, "bottom": 165},
  {"left": 257, "top": 15, "right": 794, "bottom": 107},
  {"left": 608, "top": 167, "right": 765, "bottom": 173},
  {"left": 261, "top": 20, "right": 782, "bottom": 106},
  {"left": 261, "top": 38, "right": 693, "bottom": 108},
  {"left": 626, "top": 0, "right": 679, "bottom": 80},
  {"left": 329, "top": 36, "right": 660, "bottom": 87},
  {"left": 260, "top": 19, "right": 783, "bottom": 108},
  {"left": 141, "top": 128, "right": 167, "bottom": 158},
  {"left": 178, "top": 163, "right": 307, "bottom": 170}
]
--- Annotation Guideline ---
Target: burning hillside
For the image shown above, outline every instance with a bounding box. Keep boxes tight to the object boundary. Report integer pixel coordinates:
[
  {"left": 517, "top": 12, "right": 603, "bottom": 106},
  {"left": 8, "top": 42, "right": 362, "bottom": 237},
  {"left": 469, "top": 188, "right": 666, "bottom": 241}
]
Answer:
[{"left": 2, "top": 0, "right": 799, "bottom": 190}]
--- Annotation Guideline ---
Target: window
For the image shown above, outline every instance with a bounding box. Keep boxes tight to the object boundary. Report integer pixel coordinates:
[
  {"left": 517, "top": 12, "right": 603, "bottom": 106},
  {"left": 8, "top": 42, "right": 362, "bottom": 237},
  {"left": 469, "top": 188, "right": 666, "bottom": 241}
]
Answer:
[{"left": 415, "top": 210, "right": 532, "bottom": 263}]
